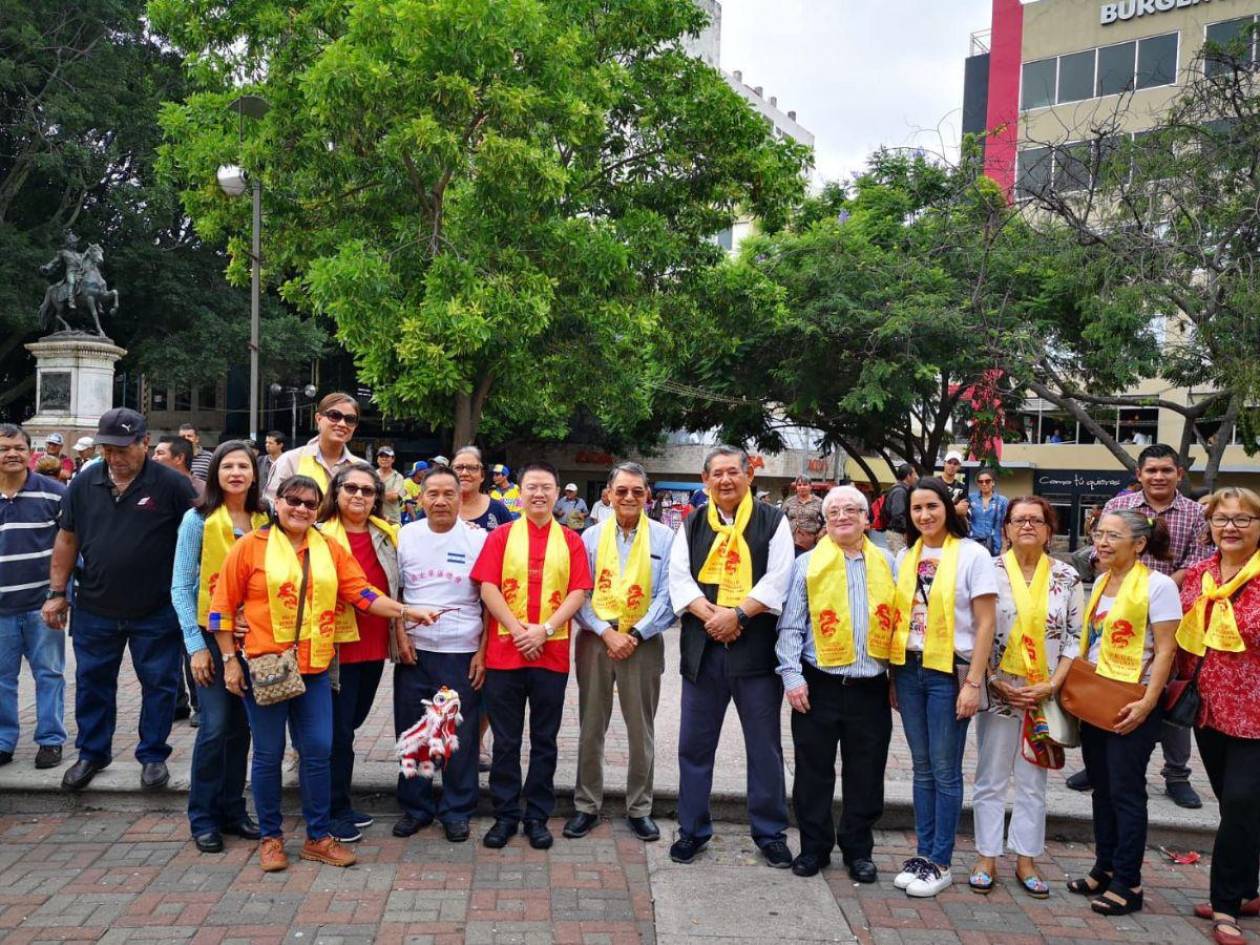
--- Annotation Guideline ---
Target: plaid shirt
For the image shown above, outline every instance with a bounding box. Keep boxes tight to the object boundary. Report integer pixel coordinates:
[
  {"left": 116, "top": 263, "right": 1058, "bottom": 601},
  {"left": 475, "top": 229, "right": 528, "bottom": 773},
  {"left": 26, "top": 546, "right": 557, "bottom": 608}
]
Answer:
[{"left": 1101, "top": 489, "right": 1211, "bottom": 575}]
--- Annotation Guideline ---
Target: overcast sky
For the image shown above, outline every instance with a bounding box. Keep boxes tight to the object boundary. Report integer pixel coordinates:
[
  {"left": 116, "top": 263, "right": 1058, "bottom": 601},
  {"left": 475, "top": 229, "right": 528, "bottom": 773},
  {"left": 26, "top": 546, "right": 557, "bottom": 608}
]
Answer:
[{"left": 717, "top": 0, "right": 995, "bottom": 183}]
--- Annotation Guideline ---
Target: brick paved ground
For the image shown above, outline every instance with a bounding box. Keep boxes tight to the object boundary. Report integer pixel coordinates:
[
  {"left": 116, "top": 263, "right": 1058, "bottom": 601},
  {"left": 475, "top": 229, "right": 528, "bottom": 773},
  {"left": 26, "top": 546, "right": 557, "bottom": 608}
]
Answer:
[{"left": 0, "top": 809, "right": 1226, "bottom": 945}]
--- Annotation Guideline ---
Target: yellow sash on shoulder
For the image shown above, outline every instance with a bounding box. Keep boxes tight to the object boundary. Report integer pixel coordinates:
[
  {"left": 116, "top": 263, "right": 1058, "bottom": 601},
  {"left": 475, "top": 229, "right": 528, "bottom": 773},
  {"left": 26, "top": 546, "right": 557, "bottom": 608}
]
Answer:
[
  {"left": 1176, "top": 552, "right": 1260, "bottom": 656},
  {"left": 1082, "top": 562, "right": 1150, "bottom": 683},
  {"left": 197, "top": 506, "right": 268, "bottom": 626},
  {"left": 999, "top": 550, "right": 1051, "bottom": 683},
  {"left": 889, "top": 536, "right": 960, "bottom": 673},
  {"left": 297, "top": 450, "right": 332, "bottom": 491},
  {"left": 592, "top": 515, "right": 653, "bottom": 630},
  {"left": 264, "top": 526, "right": 339, "bottom": 670},
  {"left": 318, "top": 515, "right": 398, "bottom": 643},
  {"left": 807, "top": 536, "right": 898, "bottom": 667},
  {"left": 501, "top": 517, "right": 571, "bottom": 639},
  {"left": 698, "top": 491, "right": 754, "bottom": 606}
]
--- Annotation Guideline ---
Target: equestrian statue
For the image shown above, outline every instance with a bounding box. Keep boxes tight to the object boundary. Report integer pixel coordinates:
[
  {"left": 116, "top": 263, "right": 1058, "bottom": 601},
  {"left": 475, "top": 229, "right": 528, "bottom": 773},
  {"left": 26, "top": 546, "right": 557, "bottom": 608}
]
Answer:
[{"left": 37, "top": 233, "right": 119, "bottom": 338}]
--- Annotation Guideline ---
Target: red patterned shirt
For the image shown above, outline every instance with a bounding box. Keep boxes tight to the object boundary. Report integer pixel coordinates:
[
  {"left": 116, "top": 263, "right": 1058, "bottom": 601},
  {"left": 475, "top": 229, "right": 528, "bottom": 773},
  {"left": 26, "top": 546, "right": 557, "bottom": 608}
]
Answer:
[{"left": 1178, "top": 554, "right": 1260, "bottom": 739}]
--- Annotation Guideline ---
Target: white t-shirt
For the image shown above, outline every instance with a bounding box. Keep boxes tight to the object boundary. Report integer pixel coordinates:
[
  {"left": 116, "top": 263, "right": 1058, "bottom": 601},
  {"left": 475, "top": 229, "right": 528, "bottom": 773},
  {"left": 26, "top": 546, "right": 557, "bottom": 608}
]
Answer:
[
  {"left": 1062, "top": 569, "right": 1180, "bottom": 684},
  {"left": 397, "top": 519, "right": 488, "bottom": 653},
  {"left": 897, "top": 538, "right": 999, "bottom": 660}
]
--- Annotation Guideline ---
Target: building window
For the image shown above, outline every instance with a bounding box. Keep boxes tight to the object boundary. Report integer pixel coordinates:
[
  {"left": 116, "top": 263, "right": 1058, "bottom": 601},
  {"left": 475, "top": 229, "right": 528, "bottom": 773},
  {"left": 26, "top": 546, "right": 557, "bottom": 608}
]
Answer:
[
  {"left": 1021, "top": 58, "right": 1057, "bottom": 109},
  {"left": 1054, "top": 142, "right": 1092, "bottom": 192},
  {"left": 1136, "top": 33, "right": 1178, "bottom": 89},
  {"left": 1058, "top": 50, "right": 1096, "bottom": 103},
  {"left": 174, "top": 389, "right": 191, "bottom": 412},
  {"left": 1097, "top": 41, "right": 1136, "bottom": 96},
  {"left": 198, "top": 384, "right": 217, "bottom": 410},
  {"left": 1016, "top": 147, "right": 1053, "bottom": 199},
  {"left": 1205, "top": 17, "right": 1257, "bottom": 77},
  {"left": 152, "top": 388, "right": 168, "bottom": 411}
]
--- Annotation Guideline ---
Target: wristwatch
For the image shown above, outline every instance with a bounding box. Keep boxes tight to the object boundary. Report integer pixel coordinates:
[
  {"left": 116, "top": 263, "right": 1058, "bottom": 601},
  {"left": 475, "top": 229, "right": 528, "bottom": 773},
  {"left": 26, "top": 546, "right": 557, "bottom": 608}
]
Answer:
[
  {"left": 543, "top": 622, "right": 556, "bottom": 638},
  {"left": 629, "top": 629, "right": 645, "bottom": 644},
  {"left": 734, "top": 606, "right": 750, "bottom": 629},
  {"left": 45, "top": 589, "right": 66, "bottom": 600}
]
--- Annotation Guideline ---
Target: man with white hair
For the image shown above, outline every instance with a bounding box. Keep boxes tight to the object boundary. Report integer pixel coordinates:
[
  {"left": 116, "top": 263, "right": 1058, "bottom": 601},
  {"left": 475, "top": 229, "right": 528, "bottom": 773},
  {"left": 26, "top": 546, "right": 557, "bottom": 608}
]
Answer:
[{"left": 776, "top": 485, "right": 896, "bottom": 882}]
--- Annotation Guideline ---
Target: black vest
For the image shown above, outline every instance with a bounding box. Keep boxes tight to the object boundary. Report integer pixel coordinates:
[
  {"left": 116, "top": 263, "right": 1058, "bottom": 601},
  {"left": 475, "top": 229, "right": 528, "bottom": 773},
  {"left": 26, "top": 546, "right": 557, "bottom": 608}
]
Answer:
[{"left": 679, "top": 500, "right": 785, "bottom": 681}]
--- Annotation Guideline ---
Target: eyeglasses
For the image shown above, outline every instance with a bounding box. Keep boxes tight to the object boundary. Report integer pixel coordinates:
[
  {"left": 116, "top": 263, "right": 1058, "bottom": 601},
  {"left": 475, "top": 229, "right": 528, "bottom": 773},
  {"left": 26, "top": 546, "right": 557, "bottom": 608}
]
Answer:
[
  {"left": 321, "top": 408, "right": 358, "bottom": 427},
  {"left": 281, "top": 495, "right": 319, "bottom": 511},
  {"left": 452, "top": 463, "right": 482, "bottom": 473},
  {"left": 1010, "top": 517, "right": 1046, "bottom": 529},
  {"left": 613, "top": 487, "right": 647, "bottom": 499},
  {"left": 1091, "top": 529, "right": 1131, "bottom": 543},
  {"left": 825, "top": 505, "right": 866, "bottom": 520},
  {"left": 977, "top": 479, "right": 994, "bottom": 485},
  {"left": 341, "top": 483, "right": 377, "bottom": 497},
  {"left": 1210, "top": 514, "right": 1259, "bottom": 529}
]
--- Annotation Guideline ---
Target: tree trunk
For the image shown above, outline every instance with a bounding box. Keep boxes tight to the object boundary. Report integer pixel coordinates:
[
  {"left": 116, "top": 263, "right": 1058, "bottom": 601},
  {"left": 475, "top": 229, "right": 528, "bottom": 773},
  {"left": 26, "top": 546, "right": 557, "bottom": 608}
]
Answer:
[
  {"left": 450, "top": 370, "right": 496, "bottom": 448},
  {"left": 837, "top": 437, "right": 881, "bottom": 490},
  {"left": 0, "top": 375, "right": 35, "bottom": 410},
  {"left": 1203, "top": 395, "right": 1240, "bottom": 493}
]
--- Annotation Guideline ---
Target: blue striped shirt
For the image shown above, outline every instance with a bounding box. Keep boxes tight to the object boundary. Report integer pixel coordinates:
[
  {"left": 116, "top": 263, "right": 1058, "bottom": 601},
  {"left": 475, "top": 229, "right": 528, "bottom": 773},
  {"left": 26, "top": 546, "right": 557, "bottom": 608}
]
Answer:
[
  {"left": 0, "top": 471, "right": 65, "bottom": 615},
  {"left": 775, "top": 544, "right": 896, "bottom": 692},
  {"left": 576, "top": 517, "right": 676, "bottom": 640}
]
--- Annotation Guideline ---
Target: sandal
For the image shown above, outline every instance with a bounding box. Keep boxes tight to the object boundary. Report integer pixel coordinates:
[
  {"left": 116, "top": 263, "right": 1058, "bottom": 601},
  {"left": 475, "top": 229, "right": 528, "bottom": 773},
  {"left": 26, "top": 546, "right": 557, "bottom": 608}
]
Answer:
[
  {"left": 1091, "top": 883, "right": 1144, "bottom": 916},
  {"left": 1214, "top": 919, "right": 1246, "bottom": 945},
  {"left": 1016, "top": 871, "right": 1050, "bottom": 900},
  {"left": 1067, "top": 866, "right": 1112, "bottom": 896},
  {"left": 969, "top": 869, "right": 995, "bottom": 894}
]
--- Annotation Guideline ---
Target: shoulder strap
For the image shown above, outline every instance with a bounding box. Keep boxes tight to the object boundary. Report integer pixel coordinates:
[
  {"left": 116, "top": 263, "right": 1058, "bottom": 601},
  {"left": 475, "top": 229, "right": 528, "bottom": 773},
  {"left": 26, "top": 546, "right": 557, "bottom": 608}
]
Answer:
[{"left": 292, "top": 550, "right": 311, "bottom": 653}]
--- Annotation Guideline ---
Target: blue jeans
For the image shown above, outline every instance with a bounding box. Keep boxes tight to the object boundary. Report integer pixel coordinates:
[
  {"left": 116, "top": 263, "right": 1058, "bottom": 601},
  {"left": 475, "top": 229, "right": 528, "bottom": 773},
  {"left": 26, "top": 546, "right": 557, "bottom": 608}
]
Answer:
[
  {"left": 894, "top": 655, "right": 970, "bottom": 867},
  {"left": 186, "top": 632, "right": 250, "bottom": 836},
  {"left": 330, "top": 659, "right": 384, "bottom": 822},
  {"left": 0, "top": 609, "right": 67, "bottom": 751},
  {"left": 243, "top": 669, "right": 332, "bottom": 841},
  {"left": 394, "top": 652, "right": 482, "bottom": 825},
  {"left": 71, "top": 605, "right": 180, "bottom": 764}
]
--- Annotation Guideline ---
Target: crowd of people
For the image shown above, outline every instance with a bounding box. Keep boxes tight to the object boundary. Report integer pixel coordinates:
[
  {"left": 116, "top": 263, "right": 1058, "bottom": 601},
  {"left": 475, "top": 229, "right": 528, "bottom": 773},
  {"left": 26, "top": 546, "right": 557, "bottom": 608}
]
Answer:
[{"left": 2, "top": 403, "right": 1258, "bottom": 942}]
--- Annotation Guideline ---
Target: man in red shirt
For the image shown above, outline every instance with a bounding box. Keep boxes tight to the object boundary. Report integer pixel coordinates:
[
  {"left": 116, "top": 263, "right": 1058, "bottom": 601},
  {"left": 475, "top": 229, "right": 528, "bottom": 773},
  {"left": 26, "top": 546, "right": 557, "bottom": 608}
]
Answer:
[{"left": 472, "top": 461, "right": 592, "bottom": 851}]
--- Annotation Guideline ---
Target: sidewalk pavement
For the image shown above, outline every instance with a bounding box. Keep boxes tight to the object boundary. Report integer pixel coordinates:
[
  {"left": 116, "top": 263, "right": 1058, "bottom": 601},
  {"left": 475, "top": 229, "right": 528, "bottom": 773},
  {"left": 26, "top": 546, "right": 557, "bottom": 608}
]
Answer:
[{"left": 0, "top": 628, "right": 1220, "bottom": 843}]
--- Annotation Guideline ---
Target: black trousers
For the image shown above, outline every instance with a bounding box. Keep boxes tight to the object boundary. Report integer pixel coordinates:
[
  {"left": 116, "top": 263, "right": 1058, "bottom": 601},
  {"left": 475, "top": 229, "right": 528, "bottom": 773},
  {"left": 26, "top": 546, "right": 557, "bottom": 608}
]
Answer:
[
  {"left": 1080, "top": 707, "right": 1163, "bottom": 889},
  {"left": 483, "top": 667, "right": 567, "bottom": 823},
  {"left": 329, "top": 659, "right": 385, "bottom": 821},
  {"left": 1196, "top": 725, "right": 1260, "bottom": 916},
  {"left": 790, "top": 664, "right": 891, "bottom": 861}
]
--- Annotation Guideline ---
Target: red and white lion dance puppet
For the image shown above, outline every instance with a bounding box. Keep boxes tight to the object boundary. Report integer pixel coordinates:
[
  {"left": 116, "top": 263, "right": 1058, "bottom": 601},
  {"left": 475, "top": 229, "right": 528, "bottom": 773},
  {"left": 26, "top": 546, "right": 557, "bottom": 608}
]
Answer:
[{"left": 396, "top": 686, "right": 462, "bottom": 779}]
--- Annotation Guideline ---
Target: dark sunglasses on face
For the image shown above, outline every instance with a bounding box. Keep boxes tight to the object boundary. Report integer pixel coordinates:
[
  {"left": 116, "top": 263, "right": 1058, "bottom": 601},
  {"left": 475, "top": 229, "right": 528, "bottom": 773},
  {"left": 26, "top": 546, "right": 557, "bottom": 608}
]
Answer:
[
  {"left": 613, "top": 487, "right": 647, "bottom": 499},
  {"left": 341, "top": 483, "right": 377, "bottom": 497},
  {"left": 281, "top": 494, "right": 319, "bottom": 511},
  {"left": 321, "top": 408, "right": 358, "bottom": 427}
]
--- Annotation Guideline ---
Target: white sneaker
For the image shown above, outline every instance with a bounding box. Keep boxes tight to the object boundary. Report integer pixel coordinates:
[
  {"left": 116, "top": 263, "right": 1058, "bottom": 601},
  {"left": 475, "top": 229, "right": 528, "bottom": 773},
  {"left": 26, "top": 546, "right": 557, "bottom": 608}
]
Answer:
[
  {"left": 906, "top": 864, "right": 953, "bottom": 898},
  {"left": 893, "top": 856, "right": 928, "bottom": 890}
]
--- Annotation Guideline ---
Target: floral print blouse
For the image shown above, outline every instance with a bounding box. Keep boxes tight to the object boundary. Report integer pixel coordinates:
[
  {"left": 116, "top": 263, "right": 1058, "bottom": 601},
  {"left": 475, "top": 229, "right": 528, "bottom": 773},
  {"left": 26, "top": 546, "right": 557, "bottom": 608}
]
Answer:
[{"left": 987, "top": 556, "right": 1084, "bottom": 717}]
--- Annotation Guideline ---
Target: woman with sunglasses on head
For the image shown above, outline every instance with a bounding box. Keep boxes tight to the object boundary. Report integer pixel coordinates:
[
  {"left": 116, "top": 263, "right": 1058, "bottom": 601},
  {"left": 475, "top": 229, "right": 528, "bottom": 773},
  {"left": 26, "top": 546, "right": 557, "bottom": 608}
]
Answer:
[
  {"left": 263, "top": 392, "right": 362, "bottom": 503},
  {"left": 209, "top": 474, "right": 437, "bottom": 873},
  {"left": 316, "top": 462, "right": 401, "bottom": 842},
  {"left": 970, "top": 497, "right": 1082, "bottom": 898},
  {"left": 452, "top": 446, "right": 513, "bottom": 531},
  {"left": 886, "top": 477, "right": 998, "bottom": 899},
  {"left": 171, "top": 440, "right": 270, "bottom": 854},
  {"left": 1054, "top": 509, "right": 1179, "bottom": 917},
  {"left": 1176, "top": 488, "right": 1260, "bottom": 945}
]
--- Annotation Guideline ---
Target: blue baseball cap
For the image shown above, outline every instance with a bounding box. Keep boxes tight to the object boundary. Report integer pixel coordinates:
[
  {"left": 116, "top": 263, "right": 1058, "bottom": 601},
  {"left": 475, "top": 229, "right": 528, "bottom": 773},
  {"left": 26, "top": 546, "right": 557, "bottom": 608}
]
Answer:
[
  {"left": 492, "top": 463, "right": 511, "bottom": 477},
  {"left": 409, "top": 460, "right": 429, "bottom": 476}
]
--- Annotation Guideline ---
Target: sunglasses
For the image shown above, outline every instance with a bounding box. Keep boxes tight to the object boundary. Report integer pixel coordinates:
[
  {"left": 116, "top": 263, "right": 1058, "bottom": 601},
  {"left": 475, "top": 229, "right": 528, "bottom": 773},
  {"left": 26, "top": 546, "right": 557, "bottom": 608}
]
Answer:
[
  {"left": 281, "top": 494, "right": 319, "bottom": 511},
  {"left": 341, "top": 483, "right": 377, "bottom": 497},
  {"left": 321, "top": 408, "right": 358, "bottom": 427}
]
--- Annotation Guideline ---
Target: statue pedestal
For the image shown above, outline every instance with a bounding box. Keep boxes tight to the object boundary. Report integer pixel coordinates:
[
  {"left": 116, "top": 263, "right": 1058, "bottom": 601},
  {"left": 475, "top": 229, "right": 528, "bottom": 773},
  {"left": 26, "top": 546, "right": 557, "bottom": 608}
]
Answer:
[{"left": 24, "top": 335, "right": 127, "bottom": 448}]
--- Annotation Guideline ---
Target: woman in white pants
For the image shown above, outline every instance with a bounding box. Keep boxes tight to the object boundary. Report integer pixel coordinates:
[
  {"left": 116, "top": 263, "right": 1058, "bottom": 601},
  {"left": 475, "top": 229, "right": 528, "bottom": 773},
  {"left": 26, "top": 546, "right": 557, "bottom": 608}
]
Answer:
[{"left": 970, "top": 496, "right": 1082, "bottom": 897}]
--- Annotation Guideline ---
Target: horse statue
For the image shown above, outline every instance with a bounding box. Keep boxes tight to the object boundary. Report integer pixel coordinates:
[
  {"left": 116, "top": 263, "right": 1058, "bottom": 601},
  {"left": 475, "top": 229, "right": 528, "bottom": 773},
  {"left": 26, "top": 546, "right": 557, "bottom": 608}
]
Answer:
[{"left": 37, "top": 235, "right": 119, "bottom": 338}]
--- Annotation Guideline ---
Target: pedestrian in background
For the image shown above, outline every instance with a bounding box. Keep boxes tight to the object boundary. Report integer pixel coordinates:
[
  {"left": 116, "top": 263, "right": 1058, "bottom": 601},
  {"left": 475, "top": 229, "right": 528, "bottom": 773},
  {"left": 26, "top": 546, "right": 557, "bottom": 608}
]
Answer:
[
  {"left": 179, "top": 423, "right": 213, "bottom": 482},
  {"left": 375, "top": 446, "right": 406, "bottom": 525},
  {"left": 880, "top": 464, "right": 919, "bottom": 555},
  {"left": 258, "top": 430, "right": 286, "bottom": 496},
  {"left": 28, "top": 432, "right": 73, "bottom": 479},
  {"left": 782, "top": 475, "right": 825, "bottom": 555},
  {"left": 452, "top": 446, "right": 513, "bottom": 531},
  {"left": 967, "top": 471, "right": 1008, "bottom": 557},
  {"left": 489, "top": 463, "right": 522, "bottom": 518}
]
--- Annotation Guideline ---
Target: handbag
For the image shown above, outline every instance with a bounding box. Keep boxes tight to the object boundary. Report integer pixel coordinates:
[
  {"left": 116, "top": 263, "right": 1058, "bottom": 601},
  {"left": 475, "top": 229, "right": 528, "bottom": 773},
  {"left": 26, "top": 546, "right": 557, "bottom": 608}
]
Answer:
[
  {"left": 1163, "top": 656, "right": 1203, "bottom": 729},
  {"left": 1041, "top": 694, "right": 1080, "bottom": 748},
  {"left": 1058, "top": 656, "right": 1147, "bottom": 731},
  {"left": 247, "top": 552, "right": 309, "bottom": 706},
  {"left": 1020, "top": 709, "right": 1065, "bottom": 769}
]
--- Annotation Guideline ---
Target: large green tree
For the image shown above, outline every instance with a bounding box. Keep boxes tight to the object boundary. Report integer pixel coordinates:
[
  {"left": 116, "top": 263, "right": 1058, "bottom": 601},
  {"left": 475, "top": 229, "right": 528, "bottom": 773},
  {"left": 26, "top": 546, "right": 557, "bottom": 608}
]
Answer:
[
  {"left": 0, "top": 0, "right": 323, "bottom": 421},
  {"left": 150, "top": 0, "right": 809, "bottom": 446}
]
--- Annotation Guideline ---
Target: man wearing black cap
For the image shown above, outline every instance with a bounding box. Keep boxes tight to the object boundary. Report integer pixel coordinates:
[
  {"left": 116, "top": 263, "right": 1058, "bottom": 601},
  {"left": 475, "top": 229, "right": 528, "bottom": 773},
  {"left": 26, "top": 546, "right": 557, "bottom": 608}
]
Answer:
[{"left": 41, "top": 408, "right": 198, "bottom": 792}]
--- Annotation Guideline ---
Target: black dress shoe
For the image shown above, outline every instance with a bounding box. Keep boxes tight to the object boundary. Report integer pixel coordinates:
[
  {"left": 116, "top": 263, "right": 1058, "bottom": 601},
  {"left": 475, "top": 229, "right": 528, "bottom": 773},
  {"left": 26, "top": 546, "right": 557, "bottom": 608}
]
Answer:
[
  {"left": 0, "top": 750, "right": 11, "bottom": 766},
  {"left": 194, "top": 831, "right": 224, "bottom": 853},
  {"left": 392, "top": 812, "right": 433, "bottom": 838},
  {"left": 1166, "top": 781, "right": 1203, "bottom": 809},
  {"left": 627, "top": 816, "right": 660, "bottom": 842},
  {"left": 669, "top": 836, "right": 707, "bottom": 864},
  {"left": 222, "top": 816, "right": 261, "bottom": 840},
  {"left": 760, "top": 840, "right": 793, "bottom": 869},
  {"left": 847, "top": 858, "right": 878, "bottom": 883},
  {"left": 443, "top": 820, "right": 470, "bottom": 843},
  {"left": 62, "top": 758, "right": 107, "bottom": 792},
  {"left": 483, "top": 818, "right": 518, "bottom": 849},
  {"left": 524, "top": 819, "right": 553, "bottom": 850},
  {"left": 791, "top": 853, "right": 830, "bottom": 877},
  {"left": 34, "top": 745, "right": 62, "bottom": 769},
  {"left": 141, "top": 762, "right": 170, "bottom": 790},
  {"left": 1065, "top": 770, "right": 1091, "bottom": 792},
  {"left": 563, "top": 811, "right": 598, "bottom": 839}
]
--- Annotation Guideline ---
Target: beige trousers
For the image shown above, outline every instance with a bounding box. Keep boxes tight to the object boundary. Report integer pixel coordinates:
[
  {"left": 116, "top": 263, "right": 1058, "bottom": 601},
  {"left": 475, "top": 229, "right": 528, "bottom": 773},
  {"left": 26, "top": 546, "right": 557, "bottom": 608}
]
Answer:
[{"left": 573, "top": 630, "right": 665, "bottom": 817}]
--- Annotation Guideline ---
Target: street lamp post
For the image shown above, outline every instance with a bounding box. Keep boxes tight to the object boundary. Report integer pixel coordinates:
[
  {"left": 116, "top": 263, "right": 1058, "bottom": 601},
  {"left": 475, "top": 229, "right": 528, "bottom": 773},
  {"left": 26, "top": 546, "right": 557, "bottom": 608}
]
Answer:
[
  {"left": 216, "top": 94, "right": 270, "bottom": 445},
  {"left": 270, "top": 383, "right": 319, "bottom": 444}
]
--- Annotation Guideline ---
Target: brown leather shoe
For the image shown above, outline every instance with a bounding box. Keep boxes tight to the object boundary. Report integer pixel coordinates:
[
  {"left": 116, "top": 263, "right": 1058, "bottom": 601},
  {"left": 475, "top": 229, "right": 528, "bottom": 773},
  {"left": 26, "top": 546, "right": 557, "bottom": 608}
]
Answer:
[
  {"left": 300, "top": 835, "right": 357, "bottom": 868},
  {"left": 259, "top": 836, "right": 288, "bottom": 872}
]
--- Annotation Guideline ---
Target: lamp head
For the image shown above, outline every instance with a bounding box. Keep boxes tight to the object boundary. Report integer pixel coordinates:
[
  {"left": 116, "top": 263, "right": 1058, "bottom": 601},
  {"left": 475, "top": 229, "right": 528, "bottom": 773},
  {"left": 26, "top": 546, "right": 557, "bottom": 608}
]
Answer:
[{"left": 216, "top": 165, "right": 248, "bottom": 198}]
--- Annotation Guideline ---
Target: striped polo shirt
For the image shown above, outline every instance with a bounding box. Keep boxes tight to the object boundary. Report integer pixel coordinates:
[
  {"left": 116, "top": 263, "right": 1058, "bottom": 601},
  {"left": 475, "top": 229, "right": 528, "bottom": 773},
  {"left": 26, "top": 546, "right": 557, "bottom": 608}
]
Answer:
[{"left": 0, "top": 471, "right": 65, "bottom": 615}]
